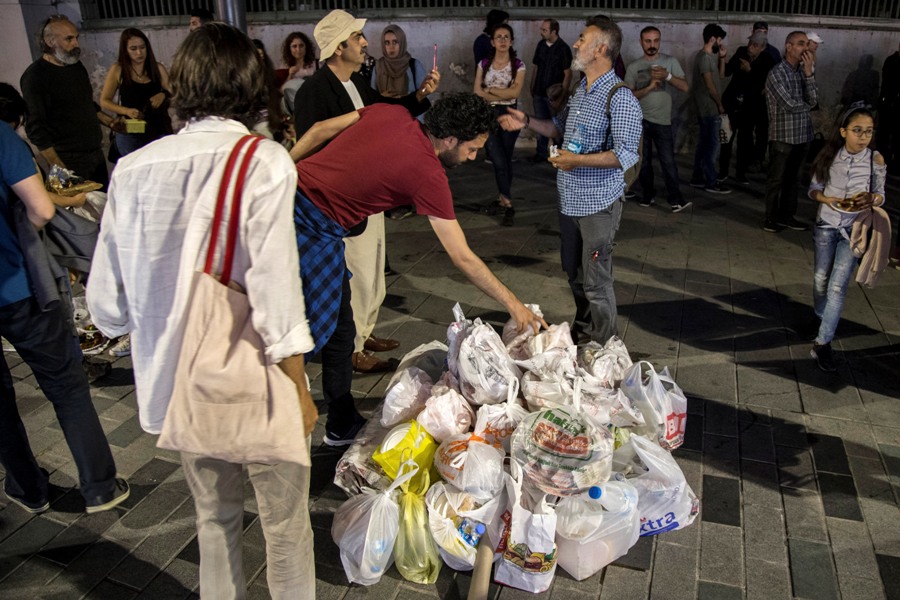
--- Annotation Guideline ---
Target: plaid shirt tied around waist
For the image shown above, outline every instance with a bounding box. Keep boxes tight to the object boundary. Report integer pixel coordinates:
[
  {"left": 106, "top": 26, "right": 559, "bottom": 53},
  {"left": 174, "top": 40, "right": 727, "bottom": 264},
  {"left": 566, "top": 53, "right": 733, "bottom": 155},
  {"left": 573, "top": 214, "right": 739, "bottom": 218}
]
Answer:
[{"left": 294, "top": 190, "right": 349, "bottom": 357}]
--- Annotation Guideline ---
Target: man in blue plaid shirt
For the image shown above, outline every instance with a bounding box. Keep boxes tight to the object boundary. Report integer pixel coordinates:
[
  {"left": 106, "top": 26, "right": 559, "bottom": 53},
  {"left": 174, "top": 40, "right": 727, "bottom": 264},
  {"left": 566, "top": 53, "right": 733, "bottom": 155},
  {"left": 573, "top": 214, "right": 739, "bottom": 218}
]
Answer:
[
  {"left": 763, "top": 31, "right": 818, "bottom": 232},
  {"left": 500, "top": 16, "right": 642, "bottom": 344}
]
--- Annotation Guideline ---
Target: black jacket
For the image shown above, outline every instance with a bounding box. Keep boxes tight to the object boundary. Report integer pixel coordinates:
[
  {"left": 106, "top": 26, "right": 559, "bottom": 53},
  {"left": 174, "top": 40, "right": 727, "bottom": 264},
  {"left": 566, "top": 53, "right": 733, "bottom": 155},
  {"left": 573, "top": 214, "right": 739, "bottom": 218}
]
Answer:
[{"left": 293, "top": 65, "right": 430, "bottom": 137}]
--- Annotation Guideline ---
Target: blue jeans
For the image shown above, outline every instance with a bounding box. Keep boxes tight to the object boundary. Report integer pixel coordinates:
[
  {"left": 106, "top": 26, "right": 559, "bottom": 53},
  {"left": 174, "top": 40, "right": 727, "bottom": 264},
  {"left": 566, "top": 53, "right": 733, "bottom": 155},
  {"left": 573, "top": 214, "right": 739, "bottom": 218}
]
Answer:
[
  {"left": 532, "top": 95, "right": 553, "bottom": 159},
  {"left": 638, "top": 120, "right": 684, "bottom": 205},
  {"left": 559, "top": 200, "right": 624, "bottom": 344},
  {"left": 485, "top": 105, "right": 520, "bottom": 200},
  {"left": 692, "top": 115, "right": 721, "bottom": 187},
  {"left": 0, "top": 296, "right": 118, "bottom": 505},
  {"left": 813, "top": 226, "right": 859, "bottom": 345}
]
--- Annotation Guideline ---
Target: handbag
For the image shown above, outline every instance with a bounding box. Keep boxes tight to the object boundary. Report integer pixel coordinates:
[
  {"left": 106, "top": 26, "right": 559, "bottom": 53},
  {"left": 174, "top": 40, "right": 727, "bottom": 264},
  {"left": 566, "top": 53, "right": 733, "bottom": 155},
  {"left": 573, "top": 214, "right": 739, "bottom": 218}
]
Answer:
[{"left": 157, "top": 134, "right": 310, "bottom": 466}]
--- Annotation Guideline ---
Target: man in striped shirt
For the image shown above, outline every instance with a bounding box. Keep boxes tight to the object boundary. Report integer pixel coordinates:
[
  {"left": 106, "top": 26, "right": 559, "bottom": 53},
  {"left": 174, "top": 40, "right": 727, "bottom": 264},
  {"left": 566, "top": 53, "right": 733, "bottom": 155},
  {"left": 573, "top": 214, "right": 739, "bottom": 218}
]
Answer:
[{"left": 763, "top": 31, "right": 818, "bottom": 233}]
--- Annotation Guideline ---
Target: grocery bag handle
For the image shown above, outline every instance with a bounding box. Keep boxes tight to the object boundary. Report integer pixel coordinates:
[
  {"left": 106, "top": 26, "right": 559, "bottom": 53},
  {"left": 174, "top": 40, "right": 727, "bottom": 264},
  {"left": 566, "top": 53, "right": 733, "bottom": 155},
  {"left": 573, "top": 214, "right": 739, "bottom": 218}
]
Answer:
[{"left": 388, "top": 457, "right": 420, "bottom": 493}]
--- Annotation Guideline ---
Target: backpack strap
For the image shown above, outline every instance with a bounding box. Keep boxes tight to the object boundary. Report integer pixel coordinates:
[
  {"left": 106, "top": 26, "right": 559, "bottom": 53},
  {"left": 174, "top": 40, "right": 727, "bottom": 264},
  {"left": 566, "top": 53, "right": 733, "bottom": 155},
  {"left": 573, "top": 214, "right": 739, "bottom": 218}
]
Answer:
[{"left": 603, "top": 82, "right": 630, "bottom": 150}]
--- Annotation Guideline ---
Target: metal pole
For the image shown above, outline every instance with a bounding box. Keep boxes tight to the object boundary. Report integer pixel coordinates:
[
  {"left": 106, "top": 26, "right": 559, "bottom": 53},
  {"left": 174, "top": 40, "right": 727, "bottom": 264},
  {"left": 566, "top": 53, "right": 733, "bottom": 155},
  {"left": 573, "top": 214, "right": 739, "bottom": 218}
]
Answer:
[{"left": 215, "top": 0, "right": 247, "bottom": 33}]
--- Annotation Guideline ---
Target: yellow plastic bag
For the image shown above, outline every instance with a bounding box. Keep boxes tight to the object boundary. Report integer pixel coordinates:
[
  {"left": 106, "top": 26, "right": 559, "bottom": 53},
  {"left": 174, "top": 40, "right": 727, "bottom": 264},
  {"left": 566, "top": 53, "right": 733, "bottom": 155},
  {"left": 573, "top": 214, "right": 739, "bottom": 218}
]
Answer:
[
  {"left": 372, "top": 420, "right": 439, "bottom": 489},
  {"left": 394, "top": 470, "right": 442, "bottom": 584}
]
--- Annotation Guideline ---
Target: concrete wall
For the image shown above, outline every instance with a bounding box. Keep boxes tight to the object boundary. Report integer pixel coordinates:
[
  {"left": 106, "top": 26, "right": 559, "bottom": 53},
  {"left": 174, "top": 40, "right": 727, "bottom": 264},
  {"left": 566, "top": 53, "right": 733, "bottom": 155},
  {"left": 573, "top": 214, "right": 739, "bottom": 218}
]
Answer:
[{"left": 6, "top": 12, "right": 899, "bottom": 143}]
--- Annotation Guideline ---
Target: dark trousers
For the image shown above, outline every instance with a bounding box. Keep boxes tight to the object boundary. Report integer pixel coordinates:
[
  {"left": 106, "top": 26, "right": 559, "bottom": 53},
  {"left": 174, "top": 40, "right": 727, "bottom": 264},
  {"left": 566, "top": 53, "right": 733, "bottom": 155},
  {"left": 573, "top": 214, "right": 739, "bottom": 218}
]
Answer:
[
  {"left": 559, "top": 200, "right": 624, "bottom": 344},
  {"left": 719, "top": 104, "right": 768, "bottom": 177},
  {"left": 692, "top": 115, "right": 721, "bottom": 187},
  {"left": 320, "top": 270, "right": 361, "bottom": 434},
  {"left": 484, "top": 105, "right": 520, "bottom": 200},
  {"left": 532, "top": 95, "right": 553, "bottom": 160},
  {"left": 0, "top": 297, "right": 117, "bottom": 505},
  {"left": 764, "top": 140, "right": 809, "bottom": 222},
  {"left": 638, "top": 120, "right": 683, "bottom": 205}
]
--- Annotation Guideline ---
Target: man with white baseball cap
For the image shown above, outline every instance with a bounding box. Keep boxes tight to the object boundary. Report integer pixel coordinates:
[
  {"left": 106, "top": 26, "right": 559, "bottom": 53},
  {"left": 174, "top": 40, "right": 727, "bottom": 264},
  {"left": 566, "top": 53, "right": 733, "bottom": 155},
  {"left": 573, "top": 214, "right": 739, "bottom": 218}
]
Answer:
[
  {"left": 806, "top": 32, "right": 823, "bottom": 53},
  {"left": 293, "top": 9, "right": 440, "bottom": 446}
]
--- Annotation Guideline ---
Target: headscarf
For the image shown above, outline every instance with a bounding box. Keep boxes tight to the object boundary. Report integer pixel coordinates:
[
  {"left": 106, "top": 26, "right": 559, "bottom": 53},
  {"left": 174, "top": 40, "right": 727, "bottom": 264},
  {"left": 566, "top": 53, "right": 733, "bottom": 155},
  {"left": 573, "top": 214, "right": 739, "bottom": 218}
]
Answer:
[{"left": 375, "top": 25, "right": 412, "bottom": 97}]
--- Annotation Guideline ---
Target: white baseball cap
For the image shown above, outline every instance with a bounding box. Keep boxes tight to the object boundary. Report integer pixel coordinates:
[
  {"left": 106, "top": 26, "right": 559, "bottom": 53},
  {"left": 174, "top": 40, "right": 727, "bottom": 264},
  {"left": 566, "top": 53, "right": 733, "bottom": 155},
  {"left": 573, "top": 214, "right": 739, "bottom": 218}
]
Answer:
[{"left": 806, "top": 32, "right": 824, "bottom": 44}]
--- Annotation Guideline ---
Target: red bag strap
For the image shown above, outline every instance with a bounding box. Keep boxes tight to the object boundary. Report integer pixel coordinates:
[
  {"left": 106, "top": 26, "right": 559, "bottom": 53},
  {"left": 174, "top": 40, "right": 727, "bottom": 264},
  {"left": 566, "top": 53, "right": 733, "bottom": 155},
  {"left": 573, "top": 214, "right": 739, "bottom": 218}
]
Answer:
[{"left": 203, "top": 134, "right": 262, "bottom": 285}]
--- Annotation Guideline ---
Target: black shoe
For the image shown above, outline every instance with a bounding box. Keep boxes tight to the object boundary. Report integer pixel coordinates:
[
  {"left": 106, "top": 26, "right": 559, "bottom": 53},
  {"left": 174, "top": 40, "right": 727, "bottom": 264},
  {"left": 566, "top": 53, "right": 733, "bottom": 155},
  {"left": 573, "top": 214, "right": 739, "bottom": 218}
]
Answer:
[
  {"left": 671, "top": 201, "right": 692, "bottom": 213},
  {"left": 717, "top": 175, "right": 729, "bottom": 184},
  {"left": 502, "top": 207, "right": 515, "bottom": 226},
  {"left": 4, "top": 489, "right": 49, "bottom": 514},
  {"left": 762, "top": 220, "right": 783, "bottom": 232},
  {"left": 85, "top": 478, "right": 130, "bottom": 514},
  {"left": 689, "top": 180, "right": 705, "bottom": 189},
  {"left": 624, "top": 190, "right": 637, "bottom": 200},
  {"left": 734, "top": 174, "right": 750, "bottom": 185},
  {"left": 639, "top": 197, "right": 656, "bottom": 207},
  {"left": 705, "top": 184, "right": 732, "bottom": 194},
  {"left": 387, "top": 206, "right": 415, "bottom": 221},
  {"left": 481, "top": 200, "right": 509, "bottom": 216},
  {"left": 775, "top": 217, "right": 809, "bottom": 231},
  {"left": 810, "top": 343, "right": 837, "bottom": 372},
  {"left": 324, "top": 419, "right": 367, "bottom": 448}
]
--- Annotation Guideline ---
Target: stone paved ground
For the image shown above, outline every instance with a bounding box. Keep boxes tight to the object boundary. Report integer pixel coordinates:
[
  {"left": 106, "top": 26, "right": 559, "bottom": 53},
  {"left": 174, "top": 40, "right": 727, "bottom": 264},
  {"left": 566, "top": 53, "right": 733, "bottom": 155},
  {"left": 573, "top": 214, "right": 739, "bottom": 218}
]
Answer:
[{"left": 1, "top": 154, "right": 899, "bottom": 600}]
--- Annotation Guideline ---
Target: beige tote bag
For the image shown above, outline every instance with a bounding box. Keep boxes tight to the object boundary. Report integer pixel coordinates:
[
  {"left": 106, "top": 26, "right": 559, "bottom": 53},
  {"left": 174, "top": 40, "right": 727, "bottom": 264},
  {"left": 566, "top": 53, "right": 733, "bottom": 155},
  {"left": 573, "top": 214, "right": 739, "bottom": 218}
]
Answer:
[{"left": 157, "top": 135, "right": 310, "bottom": 466}]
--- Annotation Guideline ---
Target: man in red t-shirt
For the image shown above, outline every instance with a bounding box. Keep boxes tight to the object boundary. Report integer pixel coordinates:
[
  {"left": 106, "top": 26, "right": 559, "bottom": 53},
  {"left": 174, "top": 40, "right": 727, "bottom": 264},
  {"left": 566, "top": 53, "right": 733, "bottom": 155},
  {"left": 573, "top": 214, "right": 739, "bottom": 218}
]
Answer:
[{"left": 290, "top": 93, "right": 546, "bottom": 446}]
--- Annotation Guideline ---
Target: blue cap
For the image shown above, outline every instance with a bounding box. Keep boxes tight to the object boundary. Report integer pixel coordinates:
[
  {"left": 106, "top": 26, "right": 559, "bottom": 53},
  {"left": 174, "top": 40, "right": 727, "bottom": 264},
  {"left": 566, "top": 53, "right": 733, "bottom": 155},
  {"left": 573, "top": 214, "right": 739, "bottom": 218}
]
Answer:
[
  {"left": 589, "top": 486, "right": 602, "bottom": 500},
  {"left": 475, "top": 523, "right": 486, "bottom": 534}
]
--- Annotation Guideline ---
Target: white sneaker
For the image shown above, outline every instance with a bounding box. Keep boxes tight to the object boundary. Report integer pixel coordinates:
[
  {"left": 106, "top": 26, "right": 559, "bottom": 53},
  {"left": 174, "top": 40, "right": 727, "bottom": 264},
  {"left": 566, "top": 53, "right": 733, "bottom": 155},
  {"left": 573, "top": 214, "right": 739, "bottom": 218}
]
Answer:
[{"left": 108, "top": 334, "right": 131, "bottom": 357}]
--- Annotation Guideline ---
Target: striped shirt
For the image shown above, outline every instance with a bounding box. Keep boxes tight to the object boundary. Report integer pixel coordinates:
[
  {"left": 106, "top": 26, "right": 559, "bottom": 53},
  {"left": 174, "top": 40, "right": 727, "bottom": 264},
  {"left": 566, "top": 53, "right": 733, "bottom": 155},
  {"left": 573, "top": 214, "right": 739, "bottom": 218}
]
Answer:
[
  {"left": 766, "top": 59, "right": 818, "bottom": 144},
  {"left": 553, "top": 69, "right": 643, "bottom": 217}
]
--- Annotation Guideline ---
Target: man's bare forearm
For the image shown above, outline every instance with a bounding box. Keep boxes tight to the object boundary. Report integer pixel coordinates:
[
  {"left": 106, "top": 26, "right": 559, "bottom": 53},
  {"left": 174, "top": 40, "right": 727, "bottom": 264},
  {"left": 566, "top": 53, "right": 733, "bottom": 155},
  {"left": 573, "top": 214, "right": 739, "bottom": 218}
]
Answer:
[{"left": 40, "top": 147, "right": 65, "bottom": 168}]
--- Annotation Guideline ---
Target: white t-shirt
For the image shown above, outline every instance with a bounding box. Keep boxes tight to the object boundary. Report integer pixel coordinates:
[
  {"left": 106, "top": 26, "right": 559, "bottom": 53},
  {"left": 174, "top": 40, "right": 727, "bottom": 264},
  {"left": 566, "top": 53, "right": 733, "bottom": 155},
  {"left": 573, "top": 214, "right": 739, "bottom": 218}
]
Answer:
[{"left": 342, "top": 80, "right": 365, "bottom": 110}]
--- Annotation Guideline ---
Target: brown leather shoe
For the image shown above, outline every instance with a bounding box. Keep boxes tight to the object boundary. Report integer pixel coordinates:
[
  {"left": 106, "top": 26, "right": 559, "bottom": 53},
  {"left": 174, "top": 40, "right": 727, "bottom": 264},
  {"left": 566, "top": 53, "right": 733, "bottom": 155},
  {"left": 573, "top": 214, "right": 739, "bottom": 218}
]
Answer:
[
  {"left": 352, "top": 351, "right": 399, "bottom": 373},
  {"left": 364, "top": 335, "right": 400, "bottom": 353}
]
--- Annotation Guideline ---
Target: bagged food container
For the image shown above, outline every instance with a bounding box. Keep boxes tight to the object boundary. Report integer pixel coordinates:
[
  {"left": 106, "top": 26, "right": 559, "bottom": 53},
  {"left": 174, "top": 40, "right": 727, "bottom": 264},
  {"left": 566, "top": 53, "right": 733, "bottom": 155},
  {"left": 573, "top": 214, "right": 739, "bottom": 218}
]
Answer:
[
  {"left": 416, "top": 387, "right": 475, "bottom": 443},
  {"left": 425, "top": 482, "right": 479, "bottom": 571},
  {"left": 457, "top": 322, "right": 521, "bottom": 406},
  {"left": 371, "top": 420, "right": 438, "bottom": 490},
  {"left": 555, "top": 480, "right": 641, "bottom": 580},
  {"left": 435, "top": 434, "right": 506, "bottom": 502}
]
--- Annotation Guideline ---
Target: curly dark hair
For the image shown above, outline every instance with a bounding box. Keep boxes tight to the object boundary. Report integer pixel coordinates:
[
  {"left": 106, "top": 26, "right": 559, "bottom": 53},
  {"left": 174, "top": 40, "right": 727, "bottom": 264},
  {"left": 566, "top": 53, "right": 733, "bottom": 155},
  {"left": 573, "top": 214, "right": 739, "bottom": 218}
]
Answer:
[
  {"left": 282, "top": 31, "right": 316, "bottom": 69},
  {"left": 424, "top": 92, "right": 495, "bottom": 141},
  {"left": 170, "top": 22, "right": 267, "bottom": 126}
]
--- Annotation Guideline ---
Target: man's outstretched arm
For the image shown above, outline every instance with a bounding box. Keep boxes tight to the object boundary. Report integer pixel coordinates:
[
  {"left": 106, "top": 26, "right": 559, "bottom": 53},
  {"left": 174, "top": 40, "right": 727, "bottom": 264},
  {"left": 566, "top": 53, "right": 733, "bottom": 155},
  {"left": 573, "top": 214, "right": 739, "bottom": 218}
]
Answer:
[
  {"left": 429, "top": 216, "right": 547, "bottom": 334},
  {"left": 289, "top": 110, "right": 361, "bottom": 162}
]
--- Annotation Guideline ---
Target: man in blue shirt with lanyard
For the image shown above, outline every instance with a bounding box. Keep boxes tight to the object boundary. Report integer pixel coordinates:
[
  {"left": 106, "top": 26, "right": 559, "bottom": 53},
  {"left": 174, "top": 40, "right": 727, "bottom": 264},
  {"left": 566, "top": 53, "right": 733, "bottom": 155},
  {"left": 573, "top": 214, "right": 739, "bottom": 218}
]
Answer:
[{"left": 500, "top": 15, "right": 642, "bottom": 344}]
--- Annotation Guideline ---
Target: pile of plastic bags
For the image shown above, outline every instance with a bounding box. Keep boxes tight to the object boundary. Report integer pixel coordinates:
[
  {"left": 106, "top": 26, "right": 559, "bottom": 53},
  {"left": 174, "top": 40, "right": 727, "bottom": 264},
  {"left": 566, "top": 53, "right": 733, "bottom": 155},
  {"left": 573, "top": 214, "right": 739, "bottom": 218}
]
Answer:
[{"left": 332, "top": 304, "right": 699, "bottom": 592}]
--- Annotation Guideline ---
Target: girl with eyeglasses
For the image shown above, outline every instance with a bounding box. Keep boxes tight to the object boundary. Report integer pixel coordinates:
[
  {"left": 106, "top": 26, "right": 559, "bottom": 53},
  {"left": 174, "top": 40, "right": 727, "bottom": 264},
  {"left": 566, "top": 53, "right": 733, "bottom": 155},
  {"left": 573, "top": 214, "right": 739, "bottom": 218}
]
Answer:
[
  {"left": 474, "top": 23, "right": 525, "bottom": 226},
  {"left": 807, "top": 106, "right": 887, "bottom": 372}
]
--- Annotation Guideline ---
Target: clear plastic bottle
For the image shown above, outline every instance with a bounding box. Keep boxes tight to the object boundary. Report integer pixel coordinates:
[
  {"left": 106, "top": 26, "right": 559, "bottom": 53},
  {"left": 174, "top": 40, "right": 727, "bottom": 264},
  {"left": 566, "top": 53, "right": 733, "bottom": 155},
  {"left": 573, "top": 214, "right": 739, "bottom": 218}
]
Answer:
[
  {"left": 566, "top": 124, "right": 585, "bottom": 154},
  {"left": 588, "top": 483, "right": 628, "bottom": 513},
  {"left": 456, "top": 517, "right": 486, "bottom": 547}
]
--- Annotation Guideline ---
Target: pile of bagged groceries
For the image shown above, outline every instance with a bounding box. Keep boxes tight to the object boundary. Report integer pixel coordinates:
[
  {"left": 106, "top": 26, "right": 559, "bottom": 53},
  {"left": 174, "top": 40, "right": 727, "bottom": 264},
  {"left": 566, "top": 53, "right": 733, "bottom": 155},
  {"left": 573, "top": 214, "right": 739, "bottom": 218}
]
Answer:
[{"left": 332, "top": 305, "right": 699, "bottom": 592}]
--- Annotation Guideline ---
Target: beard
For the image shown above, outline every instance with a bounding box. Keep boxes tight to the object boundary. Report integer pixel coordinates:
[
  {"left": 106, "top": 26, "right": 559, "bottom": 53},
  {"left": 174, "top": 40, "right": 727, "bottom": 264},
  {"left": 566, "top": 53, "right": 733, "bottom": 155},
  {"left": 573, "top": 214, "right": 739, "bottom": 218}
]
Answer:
[
  {"left": 438, "top": 148, "right": 461, "bottom": 169},
  {"left": 645, "top": 47, "right": 658, "bottom": 56},
  {"left": 54, "top": 46, "right": 81, "bottom": 65},
  {"left": 572, "top": 54, "right": 587, "bottom": 71}
]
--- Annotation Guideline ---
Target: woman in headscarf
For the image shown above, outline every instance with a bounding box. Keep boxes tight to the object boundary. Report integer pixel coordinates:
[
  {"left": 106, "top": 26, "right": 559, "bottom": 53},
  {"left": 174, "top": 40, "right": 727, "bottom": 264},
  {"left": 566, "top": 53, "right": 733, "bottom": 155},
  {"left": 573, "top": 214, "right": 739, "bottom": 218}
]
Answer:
[{"left": 370, "top": 24, "right": 426, "bottom": 99}]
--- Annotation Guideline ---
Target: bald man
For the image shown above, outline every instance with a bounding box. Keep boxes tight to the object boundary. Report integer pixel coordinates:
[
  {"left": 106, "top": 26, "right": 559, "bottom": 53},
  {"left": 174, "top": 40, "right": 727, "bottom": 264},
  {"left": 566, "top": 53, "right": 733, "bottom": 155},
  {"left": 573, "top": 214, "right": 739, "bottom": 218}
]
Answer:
[{"left": 20, "top": 15, "right": 120, "bottom": 188}]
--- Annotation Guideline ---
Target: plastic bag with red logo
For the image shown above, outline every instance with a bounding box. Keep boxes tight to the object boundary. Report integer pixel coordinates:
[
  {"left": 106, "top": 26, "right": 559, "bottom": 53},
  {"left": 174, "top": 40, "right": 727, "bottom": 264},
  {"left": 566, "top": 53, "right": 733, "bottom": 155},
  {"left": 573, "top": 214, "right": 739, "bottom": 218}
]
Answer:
[
  {"left": 621, "top": 361, "right": 687, "bottom": 451},
  {"left": 493, "top": 461, "right": 558, "bottom": 593},
  {"left": 473, "top": 397, "right": 530, "bottom": 452}
]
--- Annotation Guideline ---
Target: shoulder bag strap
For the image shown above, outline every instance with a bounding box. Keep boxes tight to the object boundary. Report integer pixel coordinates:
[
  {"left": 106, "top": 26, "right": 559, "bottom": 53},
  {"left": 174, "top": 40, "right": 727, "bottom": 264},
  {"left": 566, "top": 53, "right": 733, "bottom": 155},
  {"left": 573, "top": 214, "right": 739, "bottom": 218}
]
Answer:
[
  {"left": 869, "top": 148, "right": 875, "bottom": 193},
  {"left": 220, "top": 136, "right": 263, "bottom": 286},
  {"left": 603, "top": 82, "right": 628, "bottom": 150},
  {"left": 203, "top": 134, "right": 259, "bottom": 281}
]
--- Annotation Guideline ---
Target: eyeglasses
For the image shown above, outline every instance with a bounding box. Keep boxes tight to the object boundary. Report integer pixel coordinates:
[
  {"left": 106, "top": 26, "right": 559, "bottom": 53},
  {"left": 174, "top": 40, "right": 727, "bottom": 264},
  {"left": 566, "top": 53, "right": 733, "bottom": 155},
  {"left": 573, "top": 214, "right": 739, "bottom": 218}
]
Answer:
[
  {"left": 493, "top": 35, "right": 511, "bottom": 42},
  {"left": 847, "top": 127, "right": 875, "bottom": 138}
]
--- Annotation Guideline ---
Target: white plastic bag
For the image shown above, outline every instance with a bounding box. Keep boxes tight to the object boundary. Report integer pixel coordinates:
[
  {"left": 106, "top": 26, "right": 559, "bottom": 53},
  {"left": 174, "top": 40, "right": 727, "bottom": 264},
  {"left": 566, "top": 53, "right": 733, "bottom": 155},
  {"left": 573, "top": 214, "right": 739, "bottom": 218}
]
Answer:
[
  {"left": 457, "top": 322, "right": 521, "bottom": 406},
  {"left": 425, "top": 482, "right": 479, "bottom": 571},
  {"left": 578, "top": 372, "right": 645, "bottom": 428},
  {"left": 381, "top": 367, "right": 433, "bottom": 427},
  {"left": 578, "top": 336, "right": 633, "bottom": 387},
  {"left": 473, "top": 398, "right": 530, "bottom": 452},
  {"left": 334, "top": 403, "right": 392, "bottom": 496},
  {"left": 447, "top": 304, "right": 474, "bottom": 378},
  {"left": 494, "top": 462, "right": 558, "bottom": 593},
  {"left": 621, "top": 362, "right": 687, "bottom": 450},
  {"left": 555, "top": 481, "right": 641, "bottom": 580},
  {"left": 434, "top": 434, "right": 506, "bottom": 502},
  {"left": 416, "top": 387, "right": 475, "bottom": 443},
  {"left": 521, "top": 371, "right": 573, "bottom": 412},
  {"left": 621, "top": 435, "right": 699, "bottom": 536},
  {"left": 511, "top": 382, "right": 614, "bottom": 496},
  {"left": 331, "top": 460, "right": 419, "bottom": 585},
  {"left": 501, "top": 304, "right": 543, "bottom": 349}
]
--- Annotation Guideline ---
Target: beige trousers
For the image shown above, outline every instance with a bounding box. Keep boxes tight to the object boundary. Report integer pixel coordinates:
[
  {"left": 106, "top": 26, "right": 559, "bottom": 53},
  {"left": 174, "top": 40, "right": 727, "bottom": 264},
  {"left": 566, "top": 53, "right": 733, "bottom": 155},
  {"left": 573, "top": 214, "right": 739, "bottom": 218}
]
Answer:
[
  {"left": 181, "top": 449, "right": 315, "bottom": 599},
  {"left": 344, "top": 212, "right": 386, "bottom": 352}
]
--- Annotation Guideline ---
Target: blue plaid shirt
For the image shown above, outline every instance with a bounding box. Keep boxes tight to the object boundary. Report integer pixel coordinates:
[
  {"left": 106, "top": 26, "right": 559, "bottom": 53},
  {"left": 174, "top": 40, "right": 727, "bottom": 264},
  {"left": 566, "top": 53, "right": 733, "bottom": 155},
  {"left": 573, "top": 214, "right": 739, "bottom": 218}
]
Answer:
[{"left": 553, "top": 69, "right": 643, "bottom": 217}]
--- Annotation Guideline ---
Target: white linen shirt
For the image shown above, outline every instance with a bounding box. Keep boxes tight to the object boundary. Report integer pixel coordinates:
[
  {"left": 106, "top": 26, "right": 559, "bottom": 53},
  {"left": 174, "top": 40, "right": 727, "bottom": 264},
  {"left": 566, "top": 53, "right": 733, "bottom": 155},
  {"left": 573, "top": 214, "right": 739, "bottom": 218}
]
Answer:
[{"left": 87, "top": 118, "right": 314, "bottom": 434}]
